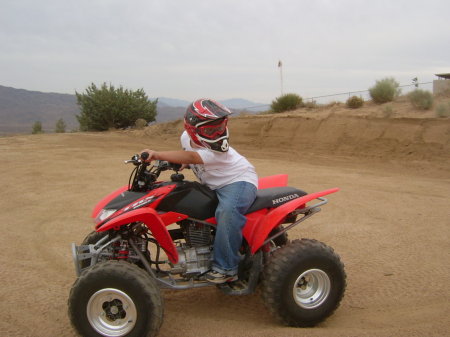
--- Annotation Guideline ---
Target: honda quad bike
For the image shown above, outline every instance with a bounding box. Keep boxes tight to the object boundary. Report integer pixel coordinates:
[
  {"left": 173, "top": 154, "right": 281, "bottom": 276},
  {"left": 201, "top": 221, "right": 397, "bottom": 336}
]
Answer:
[{"left": 68, "top": 153, "right": 346, "bottom": 337}]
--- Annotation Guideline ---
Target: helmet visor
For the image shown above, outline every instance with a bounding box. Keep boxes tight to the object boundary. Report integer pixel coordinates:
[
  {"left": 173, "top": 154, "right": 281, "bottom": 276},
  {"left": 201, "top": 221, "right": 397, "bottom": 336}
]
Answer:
[{"left": 197, "top": 118, "right": 228, "bottom": 139}]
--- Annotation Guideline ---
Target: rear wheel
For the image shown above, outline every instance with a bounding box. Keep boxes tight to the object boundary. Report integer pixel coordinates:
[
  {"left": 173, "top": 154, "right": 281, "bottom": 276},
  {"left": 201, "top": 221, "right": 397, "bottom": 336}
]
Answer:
[
  {"left": 270, "top": 225, "right": 289, "bottom": 247},
  {"left": 262, "top": 239, "right": 346, "bottom": 327},
  {"left": 68, "top": 260, "right": 164, "bottom": 337}
]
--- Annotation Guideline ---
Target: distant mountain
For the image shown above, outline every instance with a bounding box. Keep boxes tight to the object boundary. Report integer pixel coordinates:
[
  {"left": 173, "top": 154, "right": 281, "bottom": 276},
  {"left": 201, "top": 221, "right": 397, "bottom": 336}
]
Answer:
[
  {"left": 0, "top": 85, "right": 268, "bottom": 134},
  {"left": 155, "top": 97, "right": 190, "bottom": 108},
  {"left": 155, "top": 105, "right": 186, "bottom": 123},
  {"left": 220, "top": 98, "right": 268, "bottom": 112},
  {"left": 0, "top": 85, "right": 79, "bottom": 134},
  {"left": 152, "top": 97, "right": 189, "bottom": 123},
  {"left": 155, "top": 97, "right": 268, "bottom": 115}
]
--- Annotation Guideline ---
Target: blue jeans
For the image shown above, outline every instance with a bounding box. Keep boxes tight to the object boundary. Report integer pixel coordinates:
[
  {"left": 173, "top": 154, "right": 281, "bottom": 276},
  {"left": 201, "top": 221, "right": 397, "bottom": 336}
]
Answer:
[{"left": 212, "top": 181, "right": 257, "bottom": 276}]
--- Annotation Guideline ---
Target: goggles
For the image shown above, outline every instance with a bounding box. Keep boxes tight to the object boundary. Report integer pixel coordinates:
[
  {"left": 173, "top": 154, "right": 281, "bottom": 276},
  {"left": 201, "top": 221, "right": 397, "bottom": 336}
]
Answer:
[{"left": 196, "top": 118, "right": 228, "bottom": 139}]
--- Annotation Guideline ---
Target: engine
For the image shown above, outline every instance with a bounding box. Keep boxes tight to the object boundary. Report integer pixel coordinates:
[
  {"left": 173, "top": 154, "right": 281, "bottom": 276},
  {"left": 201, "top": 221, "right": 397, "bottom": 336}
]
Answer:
[{"left": 170, "top": 221, "right": 213, "bottom": 277}]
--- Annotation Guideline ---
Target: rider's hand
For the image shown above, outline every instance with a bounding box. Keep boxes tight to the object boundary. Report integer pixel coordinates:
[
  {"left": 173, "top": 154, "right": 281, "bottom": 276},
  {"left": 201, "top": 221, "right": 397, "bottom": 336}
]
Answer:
[{"left": 140, "top": 149, "right": 156, "bottom": 162}]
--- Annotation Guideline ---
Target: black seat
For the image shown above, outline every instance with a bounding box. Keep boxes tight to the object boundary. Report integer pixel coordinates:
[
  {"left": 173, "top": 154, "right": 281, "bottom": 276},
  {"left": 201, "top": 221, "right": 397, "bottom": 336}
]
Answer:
[{"left": 246, "top": 187, "right": 307, "bottom": 214}]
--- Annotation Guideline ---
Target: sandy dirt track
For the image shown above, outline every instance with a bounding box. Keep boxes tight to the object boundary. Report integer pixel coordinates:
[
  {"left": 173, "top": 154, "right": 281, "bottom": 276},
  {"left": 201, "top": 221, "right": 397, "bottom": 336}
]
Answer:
[{"left": 0, "top": 111, "right": 449, "bottom": 336}]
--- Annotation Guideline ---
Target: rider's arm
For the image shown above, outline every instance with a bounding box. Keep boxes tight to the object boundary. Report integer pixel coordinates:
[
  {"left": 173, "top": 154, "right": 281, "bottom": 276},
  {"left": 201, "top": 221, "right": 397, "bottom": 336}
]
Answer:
[{"left": 141, "top": 149, "right": 204, "bottom": 165}]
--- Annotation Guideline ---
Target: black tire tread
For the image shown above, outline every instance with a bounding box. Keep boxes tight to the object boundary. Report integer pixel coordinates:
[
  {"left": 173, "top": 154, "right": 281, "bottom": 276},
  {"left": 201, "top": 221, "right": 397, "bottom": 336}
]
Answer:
[
  {"left": 68, "top": 260, "right": 163, "bottom": 337},
  {"left": 262, "top": 238, "right": 346, "bottom": 327},
  {"left": 81, "top": 230, "right": 107, "bottom": 246}
]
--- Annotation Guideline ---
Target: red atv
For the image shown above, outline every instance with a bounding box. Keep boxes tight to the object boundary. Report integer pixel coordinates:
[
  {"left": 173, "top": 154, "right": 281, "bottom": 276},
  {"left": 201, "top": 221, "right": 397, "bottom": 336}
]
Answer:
[{"left": 68, "top": 153, "right": 346, "bottom": 337}]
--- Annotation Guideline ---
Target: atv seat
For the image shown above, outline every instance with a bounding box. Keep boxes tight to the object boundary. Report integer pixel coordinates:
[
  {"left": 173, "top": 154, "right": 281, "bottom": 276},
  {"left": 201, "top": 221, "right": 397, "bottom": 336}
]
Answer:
[{"left": 246, "top": 187, "right": 307, "bottom": 214}]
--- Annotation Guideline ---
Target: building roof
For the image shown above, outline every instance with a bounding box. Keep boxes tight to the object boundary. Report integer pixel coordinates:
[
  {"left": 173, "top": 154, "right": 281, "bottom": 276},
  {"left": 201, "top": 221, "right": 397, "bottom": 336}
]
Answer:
[{"left": 435, "top": 73, "right": 450, "bottom": 79}]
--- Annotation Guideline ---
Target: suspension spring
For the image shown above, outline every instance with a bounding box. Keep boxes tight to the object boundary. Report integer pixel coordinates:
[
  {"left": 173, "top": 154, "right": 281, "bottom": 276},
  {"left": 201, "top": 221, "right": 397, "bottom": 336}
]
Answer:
[{"left": 117, "top": 241, "right": 129, "bottom": 259}]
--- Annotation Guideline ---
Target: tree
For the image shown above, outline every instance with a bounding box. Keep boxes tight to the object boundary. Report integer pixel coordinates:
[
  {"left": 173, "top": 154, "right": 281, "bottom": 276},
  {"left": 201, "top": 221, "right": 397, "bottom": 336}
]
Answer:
[
  {"left": 76, "top": 83, "right": 157, "bottom": 131},
  {"left": 32, "top": 121, "right": 44, "bottom": 134},
  {"left": 55, "top": 118, "right": 67, "bottom": 133}
]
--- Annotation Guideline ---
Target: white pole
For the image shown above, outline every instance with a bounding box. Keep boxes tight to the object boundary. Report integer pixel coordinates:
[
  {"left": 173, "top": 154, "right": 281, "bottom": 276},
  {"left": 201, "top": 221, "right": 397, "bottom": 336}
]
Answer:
[{"left": 278, "top": 60, "right": 283, "bottom": 96}]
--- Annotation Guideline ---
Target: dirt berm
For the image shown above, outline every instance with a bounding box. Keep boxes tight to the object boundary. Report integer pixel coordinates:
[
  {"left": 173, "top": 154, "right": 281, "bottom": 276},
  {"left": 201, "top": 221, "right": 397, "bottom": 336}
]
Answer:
[{"left": 144, "top": 111, "right": 450, "bottom": 164}]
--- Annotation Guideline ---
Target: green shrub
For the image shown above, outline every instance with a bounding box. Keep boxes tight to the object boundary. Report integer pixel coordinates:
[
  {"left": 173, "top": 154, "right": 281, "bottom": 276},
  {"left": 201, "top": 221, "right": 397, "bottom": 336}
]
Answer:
[
  {"left": 369, "top": 77, "right": 401, "bottom": 104},
  {"left": 135, "top": 118, "right": 148, "bottom": 129},
  {"left": 76, "top": 83, "right": 157, "bottom": 131},
  {"left": 31, "top": 121, "right": 44, "bottom": 134},
  {"left": 435, "top": 102, "right": 450, "bottom": 117},
  {"left": 55, "top": 118, "right": 67, "bottom": 133},
  {"left": 270, "top": 93, "right": 303, "bottom": 113},
  {"left": 408, "top": 89, "right": 433, "bottom": 110},
  {"left": 346, "top": 96, "right": 364, "bottom": 109}
]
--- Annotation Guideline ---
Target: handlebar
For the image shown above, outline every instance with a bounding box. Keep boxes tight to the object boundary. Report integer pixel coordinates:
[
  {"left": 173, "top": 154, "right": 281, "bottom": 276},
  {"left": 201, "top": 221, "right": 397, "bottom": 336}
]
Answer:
[
  {"left": 124, "top": 154, "right": 140, "bottom": 165},
  {"left": 125, "top": 154, "right": 182, "bottom": 171},
  {"left": 157, "top": 161, "right": 182, "bottom": 172},
  {"left": 125, "top": 154, "right": 183, "bottom": 191}
]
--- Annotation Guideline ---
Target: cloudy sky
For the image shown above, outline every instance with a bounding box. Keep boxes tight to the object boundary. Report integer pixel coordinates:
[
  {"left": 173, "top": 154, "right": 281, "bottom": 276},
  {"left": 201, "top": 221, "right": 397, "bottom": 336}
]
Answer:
[{"left": 1, "top": 0, "right": 449, "bottom": 104}]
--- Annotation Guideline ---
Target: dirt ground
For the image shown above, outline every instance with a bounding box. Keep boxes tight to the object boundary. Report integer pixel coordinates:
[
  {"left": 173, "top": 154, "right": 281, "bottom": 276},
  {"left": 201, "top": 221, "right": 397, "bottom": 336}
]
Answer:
[{"left": 0, "top": 104, "right": 449, "bottom": 336}]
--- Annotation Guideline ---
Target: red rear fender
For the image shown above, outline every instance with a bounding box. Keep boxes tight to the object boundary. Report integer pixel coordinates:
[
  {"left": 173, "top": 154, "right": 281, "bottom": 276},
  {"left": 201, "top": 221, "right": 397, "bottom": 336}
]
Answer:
[
  {"left": 96, "top": 208, "right": 178, "bottom": 263},
  {"left": 258, "top": 174, "right": 288, "bottom": 189},
  {"left": 244, "top": 188, "right": 339, "bottom": 254}
]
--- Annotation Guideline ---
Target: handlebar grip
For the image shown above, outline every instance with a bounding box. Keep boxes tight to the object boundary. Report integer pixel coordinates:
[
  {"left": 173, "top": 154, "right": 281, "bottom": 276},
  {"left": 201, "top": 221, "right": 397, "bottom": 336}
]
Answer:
[
  {"left": 171, "top": 163, "right": 182, "bottom": 171},
  {"left": 140, "top": 152, "right": 149, "bottom": 160}
]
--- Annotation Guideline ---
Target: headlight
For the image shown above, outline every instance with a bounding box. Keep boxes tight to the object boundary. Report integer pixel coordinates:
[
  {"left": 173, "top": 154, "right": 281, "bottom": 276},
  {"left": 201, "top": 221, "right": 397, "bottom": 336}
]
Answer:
[{"left": 95, "top": 208, "right": 117, "bottom": 224}]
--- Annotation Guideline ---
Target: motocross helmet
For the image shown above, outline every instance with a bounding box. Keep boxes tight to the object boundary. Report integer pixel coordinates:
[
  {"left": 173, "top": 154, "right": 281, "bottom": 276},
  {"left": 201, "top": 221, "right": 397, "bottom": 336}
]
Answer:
[{"left": 184, "top": 99, "right": 232, "bottom": 152}]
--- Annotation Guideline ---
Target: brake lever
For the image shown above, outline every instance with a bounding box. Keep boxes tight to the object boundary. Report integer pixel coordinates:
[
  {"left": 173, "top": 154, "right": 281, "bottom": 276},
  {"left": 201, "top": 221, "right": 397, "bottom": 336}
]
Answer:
[{"left": 124, "top": 154, "right": 141, "bottom": 165}]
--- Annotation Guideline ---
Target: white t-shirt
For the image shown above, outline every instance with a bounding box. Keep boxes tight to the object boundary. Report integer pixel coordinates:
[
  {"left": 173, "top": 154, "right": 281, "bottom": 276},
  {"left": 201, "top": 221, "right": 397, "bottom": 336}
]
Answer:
[{"left": 180, "top": 131, "right": 258, "bottom": 190}]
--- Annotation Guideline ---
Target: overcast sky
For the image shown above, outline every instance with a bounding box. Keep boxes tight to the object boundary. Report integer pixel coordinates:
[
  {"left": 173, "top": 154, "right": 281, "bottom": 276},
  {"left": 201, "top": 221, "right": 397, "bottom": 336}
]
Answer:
[{"left": 1, "top": 0, "right": 449, "bottom": 104}]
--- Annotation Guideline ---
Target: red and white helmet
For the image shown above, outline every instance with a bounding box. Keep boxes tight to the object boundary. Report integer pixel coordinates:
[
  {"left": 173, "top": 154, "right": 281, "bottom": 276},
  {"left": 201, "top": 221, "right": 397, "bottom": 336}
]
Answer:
[{"left": 184, "top": 99, "right": 232, "bottom": 152}]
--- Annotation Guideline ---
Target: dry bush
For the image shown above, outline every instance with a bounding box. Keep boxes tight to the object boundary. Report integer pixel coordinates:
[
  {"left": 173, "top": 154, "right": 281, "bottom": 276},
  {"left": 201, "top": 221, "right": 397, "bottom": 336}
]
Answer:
[
  {"left": 408, "top": 89, "right": 433, "bottom": 110},
  {"left": 369, "top": 77, "right": 401, "bottom": 104},
  {"left": 135, "top": 118, "right": 148, "bottom": 129},
  {"left": 346, "top": 96, "right": 364, "bottom": 109},
  {"left": 271, "top": 93, "right": 303, "bottom": 113},
  {"left": 435, "top": 102, "right": 450, "bottom": 117}
]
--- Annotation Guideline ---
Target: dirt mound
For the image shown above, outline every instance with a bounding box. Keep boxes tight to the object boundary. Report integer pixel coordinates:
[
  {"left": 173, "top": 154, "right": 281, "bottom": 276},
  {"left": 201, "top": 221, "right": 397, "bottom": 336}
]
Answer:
[
  {"left": 139, "top": 99, "right": 450, "bottom": 165},
  {"left": 231, "top": 114, "right": 450, "bottom": 161}
]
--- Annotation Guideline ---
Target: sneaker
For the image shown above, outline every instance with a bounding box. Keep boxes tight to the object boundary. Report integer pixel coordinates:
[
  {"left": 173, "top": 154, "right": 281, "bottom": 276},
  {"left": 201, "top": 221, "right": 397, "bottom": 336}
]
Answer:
[{"left": 206, "top": 270, "right": 238, "bottom": 284}]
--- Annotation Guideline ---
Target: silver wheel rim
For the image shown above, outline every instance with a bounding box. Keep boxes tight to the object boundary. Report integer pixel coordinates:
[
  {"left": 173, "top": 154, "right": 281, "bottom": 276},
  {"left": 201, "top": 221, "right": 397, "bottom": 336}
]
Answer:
[
  {"left": 87, "top": 288, "right": 137, "bottom": 336},
  {"left": 293, "top": 269, "right": 331, "bottom": 309}
]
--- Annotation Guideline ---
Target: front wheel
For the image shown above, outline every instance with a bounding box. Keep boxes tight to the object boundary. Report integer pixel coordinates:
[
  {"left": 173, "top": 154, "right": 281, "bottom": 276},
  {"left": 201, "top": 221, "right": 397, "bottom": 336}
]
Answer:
[
  {"left": 262, "top": 239, "right": 346, "bottom": 327},
  {"left": 68, "top": 260, "right": 164, "bottom": 337},
  {"left": 80, "top": 230, "right": 109, "bottom": 269}
]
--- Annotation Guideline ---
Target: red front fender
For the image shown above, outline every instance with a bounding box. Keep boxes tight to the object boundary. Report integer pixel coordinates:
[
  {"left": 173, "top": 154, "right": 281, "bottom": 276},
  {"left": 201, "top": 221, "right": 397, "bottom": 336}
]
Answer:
[
  {"left": 91, "top": 185, "right": 129, "bottom": 219},
  {"left": 97, "top": 207, "right": 178, "bottom": 263},
  {"left": 244, "top": 188, "right": 339, "bottom": 254}
]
